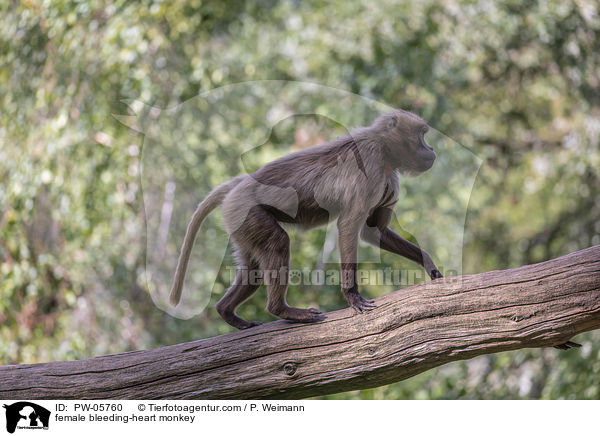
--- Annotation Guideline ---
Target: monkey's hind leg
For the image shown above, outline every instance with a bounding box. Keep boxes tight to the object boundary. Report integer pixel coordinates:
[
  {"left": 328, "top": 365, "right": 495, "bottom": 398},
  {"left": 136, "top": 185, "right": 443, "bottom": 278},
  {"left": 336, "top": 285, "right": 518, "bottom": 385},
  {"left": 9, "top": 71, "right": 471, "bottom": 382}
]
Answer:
[
  {"left": 244, "top": 207, "right": 323, "bottom": 323},
  {"left": 216, "top": 253, "right": 263, "bottom": 330}
]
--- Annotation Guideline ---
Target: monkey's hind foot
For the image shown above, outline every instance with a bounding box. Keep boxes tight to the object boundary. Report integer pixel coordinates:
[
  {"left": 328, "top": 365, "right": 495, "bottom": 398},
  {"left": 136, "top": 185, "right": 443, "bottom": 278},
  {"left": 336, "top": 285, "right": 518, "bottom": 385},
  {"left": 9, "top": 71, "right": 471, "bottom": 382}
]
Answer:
[
  {"left": 218, "top": 309, "right": 263, "bottom": 330},
  {"left": 554, "top": 341, "right": 582, "bottom": 350},
  {"left": 275, "top": 306, "right": 324, "bottom": 323},
  {"left": 239, "top": 321, "right": 263, "bottom": 330},
  {"left": 345, "top": 290, "right": 376, "bottom": 314}
]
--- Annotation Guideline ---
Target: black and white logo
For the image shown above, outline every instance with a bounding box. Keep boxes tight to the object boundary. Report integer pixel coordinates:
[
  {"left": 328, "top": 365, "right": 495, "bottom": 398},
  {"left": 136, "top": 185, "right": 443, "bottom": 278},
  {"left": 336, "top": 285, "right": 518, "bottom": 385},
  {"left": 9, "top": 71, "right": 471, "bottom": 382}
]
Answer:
[{"left": 3, "top": 402, "right": 50, "bottom": 434}]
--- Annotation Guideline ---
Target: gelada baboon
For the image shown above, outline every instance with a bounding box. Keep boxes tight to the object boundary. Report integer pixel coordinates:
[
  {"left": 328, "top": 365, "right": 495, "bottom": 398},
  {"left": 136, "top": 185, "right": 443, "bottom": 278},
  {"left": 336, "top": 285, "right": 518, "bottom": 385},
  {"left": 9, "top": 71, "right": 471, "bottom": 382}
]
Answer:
[{"left": 169, "top": 110, "right": 443, "bottom": 329}]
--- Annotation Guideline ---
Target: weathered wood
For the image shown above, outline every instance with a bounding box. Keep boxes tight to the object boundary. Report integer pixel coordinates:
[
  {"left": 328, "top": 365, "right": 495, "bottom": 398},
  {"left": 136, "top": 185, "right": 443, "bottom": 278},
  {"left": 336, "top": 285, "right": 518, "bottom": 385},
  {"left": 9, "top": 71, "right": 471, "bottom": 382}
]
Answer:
[{"left": 1, "top": 246, "right": 599, "bottom": 399}]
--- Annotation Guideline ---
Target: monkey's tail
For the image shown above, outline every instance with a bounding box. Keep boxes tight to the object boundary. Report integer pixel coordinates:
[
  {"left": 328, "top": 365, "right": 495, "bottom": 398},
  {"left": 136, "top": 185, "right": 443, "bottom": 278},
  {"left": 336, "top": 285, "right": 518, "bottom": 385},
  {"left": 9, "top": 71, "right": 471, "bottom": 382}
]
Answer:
[{"left": 169, "top": 175, "right": 245, "bottom": 307}]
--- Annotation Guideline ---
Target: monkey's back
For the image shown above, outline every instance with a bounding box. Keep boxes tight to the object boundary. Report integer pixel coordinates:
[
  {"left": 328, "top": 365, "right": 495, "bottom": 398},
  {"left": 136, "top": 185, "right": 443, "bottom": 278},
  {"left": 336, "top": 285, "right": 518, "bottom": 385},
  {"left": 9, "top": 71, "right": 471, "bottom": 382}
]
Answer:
[{"left": 233, "top": 136, "right": 386, "bottom": 229}]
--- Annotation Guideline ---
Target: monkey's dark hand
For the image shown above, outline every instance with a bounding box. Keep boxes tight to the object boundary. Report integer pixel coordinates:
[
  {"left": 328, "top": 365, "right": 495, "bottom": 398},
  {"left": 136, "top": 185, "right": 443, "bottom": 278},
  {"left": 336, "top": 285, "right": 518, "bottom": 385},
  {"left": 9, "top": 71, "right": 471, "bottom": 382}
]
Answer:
[
  {"left": 423, "top": 254, "right": 443, "bottom": 280},
  {"left": 430, "top": 269, "right": 443, "bottom": 279},
  {"left": 554, "top": 341, "right": 582, "bottom": 350},
  {"left": 344, "top": 288, "right": 376, "bottom": 314}
]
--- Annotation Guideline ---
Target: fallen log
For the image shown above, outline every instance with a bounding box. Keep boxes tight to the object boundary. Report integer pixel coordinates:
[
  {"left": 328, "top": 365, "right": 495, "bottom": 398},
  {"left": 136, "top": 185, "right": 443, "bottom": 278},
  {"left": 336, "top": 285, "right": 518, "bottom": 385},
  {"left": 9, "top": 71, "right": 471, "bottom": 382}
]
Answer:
[{"left": 1, "top": 245, "right": 599, "bottom": 399}]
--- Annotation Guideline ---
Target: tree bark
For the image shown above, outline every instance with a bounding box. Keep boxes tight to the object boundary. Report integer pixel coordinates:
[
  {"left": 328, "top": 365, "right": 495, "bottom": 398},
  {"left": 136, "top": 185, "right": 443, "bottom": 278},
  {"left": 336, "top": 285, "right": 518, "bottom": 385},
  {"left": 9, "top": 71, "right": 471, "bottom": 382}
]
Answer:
[{"left": 1, "top": 246, "right": 599, "bottom": 399}]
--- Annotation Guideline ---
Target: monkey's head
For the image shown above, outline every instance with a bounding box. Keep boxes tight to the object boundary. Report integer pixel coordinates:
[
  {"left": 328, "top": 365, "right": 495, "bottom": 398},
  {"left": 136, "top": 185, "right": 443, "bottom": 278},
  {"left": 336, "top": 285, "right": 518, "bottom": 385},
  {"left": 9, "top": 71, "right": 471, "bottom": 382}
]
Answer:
[{"left": 375, "top": 110, "right": 436, "bottom": 174}]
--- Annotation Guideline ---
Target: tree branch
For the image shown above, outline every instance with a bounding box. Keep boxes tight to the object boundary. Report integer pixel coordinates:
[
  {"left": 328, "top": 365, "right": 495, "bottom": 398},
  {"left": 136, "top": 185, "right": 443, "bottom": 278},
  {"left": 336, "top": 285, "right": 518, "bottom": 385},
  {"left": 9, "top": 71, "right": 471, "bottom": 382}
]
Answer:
[{"left": 1, "top": 246, "right": 599, "bottom": 399}]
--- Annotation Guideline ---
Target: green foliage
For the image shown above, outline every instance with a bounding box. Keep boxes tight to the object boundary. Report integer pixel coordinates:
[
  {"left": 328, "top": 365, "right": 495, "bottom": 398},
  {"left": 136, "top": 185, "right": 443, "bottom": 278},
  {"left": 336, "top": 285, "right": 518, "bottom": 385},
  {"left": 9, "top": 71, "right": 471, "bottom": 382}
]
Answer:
[{"left": 1, "top": 0, "right": 599, "bottom": 398}]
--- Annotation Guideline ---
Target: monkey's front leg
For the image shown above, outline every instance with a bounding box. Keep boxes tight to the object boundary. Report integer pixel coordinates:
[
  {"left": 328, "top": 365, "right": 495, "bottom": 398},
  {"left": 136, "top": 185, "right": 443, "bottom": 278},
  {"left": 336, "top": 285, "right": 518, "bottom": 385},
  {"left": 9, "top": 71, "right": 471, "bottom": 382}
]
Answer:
[
  {"left": 338, "top": 214, "right": 376, "bottom": 313},
  {"left": 362, "top": 208, "right": 443, "bottom": 280},
  {"left": 379, "top": 227, "right": 443, "bottom": 279}
]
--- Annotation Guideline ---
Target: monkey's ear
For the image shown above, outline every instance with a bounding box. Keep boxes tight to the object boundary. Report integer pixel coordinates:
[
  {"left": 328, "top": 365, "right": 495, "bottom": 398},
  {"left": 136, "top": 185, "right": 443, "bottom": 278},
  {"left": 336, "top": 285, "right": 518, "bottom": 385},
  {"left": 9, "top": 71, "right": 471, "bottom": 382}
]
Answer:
[{"left": 387, "top": 117, "right": 398, "bottom": 129}]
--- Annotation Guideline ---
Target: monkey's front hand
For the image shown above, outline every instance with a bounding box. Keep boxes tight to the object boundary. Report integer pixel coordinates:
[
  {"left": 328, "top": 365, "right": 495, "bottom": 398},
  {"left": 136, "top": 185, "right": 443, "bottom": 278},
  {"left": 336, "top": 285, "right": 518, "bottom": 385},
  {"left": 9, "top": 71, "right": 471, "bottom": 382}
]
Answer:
[
  {"left": 430, "top": 269, "right": 443, "bottom": 279},
  {"left": 423, "top": 254, "right": 443, "bottom": 280},
  {"left": 343, "top": 287, "right": 376, "bottom": 314}
]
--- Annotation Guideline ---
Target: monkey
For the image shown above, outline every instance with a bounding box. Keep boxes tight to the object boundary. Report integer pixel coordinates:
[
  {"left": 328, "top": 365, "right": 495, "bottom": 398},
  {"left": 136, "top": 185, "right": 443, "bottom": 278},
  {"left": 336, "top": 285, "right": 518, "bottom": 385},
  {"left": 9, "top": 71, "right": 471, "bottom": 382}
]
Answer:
[{"left": 169, "top": 109, "right": 443, "bottom": 329}]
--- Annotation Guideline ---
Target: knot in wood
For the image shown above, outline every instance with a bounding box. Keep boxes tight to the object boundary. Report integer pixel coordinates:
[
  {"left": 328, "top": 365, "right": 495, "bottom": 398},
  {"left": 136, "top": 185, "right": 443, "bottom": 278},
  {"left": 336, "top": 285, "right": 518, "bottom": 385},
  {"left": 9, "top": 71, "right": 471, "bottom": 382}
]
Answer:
[{"left": 283, "top": 362, "right": 297, "bottom": 376}]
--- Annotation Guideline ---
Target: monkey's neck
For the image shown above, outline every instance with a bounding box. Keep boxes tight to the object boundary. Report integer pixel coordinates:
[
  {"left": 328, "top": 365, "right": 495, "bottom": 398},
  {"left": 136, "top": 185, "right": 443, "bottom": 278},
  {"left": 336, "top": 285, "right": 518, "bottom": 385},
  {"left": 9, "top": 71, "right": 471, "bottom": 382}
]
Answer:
[{"left": 384, "top": 162, "right": 394, "bottom": 177}]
